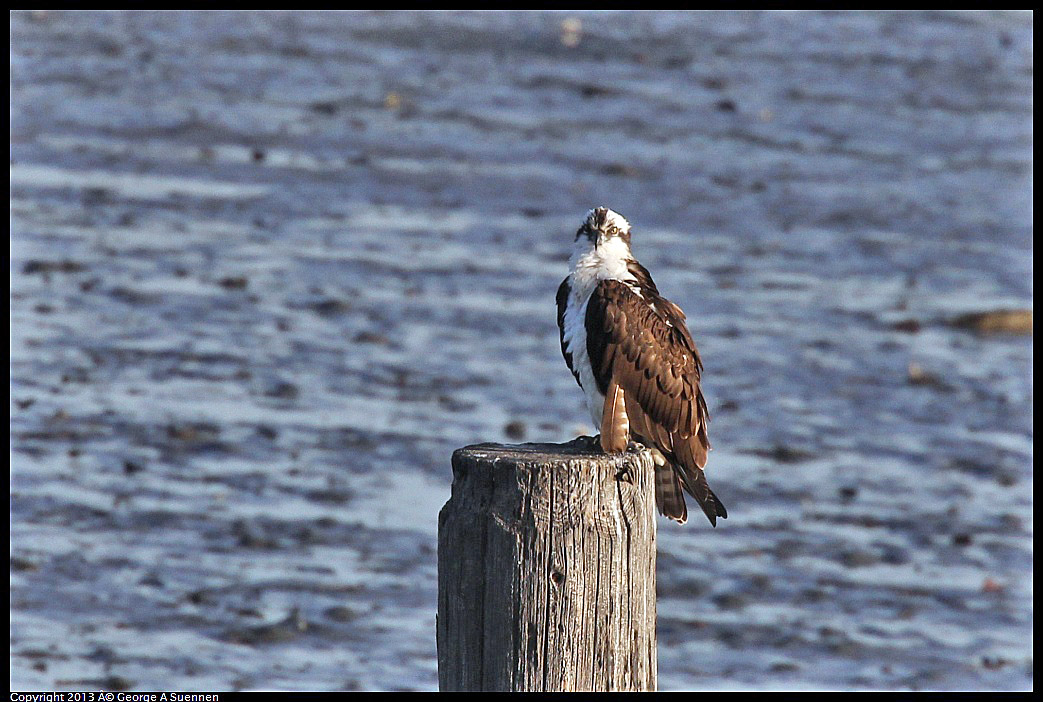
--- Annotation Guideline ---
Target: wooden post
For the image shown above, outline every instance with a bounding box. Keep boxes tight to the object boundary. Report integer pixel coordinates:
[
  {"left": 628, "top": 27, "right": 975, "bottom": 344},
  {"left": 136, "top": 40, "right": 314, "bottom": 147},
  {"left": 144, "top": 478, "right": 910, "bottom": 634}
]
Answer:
[{"left": 437, "top": 439, "right": 657, "bottom": 692}]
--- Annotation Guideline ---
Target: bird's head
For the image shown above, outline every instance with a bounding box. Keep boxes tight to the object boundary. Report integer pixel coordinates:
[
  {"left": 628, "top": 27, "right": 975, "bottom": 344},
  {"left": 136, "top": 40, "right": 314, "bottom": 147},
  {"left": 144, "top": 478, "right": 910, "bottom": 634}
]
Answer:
[{"left": 573, "top": 207, "right": 632, "bottom": 258}]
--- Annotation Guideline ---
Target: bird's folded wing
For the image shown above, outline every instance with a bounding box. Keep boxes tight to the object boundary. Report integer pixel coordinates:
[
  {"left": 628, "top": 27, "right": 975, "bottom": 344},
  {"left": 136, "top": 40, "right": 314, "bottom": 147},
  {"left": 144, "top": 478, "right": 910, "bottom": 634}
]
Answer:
[{"left": 584, "top": 279, "right": 710, "bottom": 467}]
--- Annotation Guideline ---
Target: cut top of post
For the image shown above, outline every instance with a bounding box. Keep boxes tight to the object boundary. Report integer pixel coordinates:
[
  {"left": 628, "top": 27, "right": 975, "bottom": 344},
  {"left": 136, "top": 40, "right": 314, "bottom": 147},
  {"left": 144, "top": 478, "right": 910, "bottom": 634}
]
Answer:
[{"left": 449, "top": 438, "right": 656, "bottom": 532}]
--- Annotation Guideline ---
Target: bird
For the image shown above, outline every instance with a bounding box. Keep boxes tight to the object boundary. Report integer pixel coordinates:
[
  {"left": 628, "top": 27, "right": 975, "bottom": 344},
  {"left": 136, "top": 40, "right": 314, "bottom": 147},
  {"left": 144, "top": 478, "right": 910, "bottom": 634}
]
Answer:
[{"left": 556, "top": 207, "right": 727, "bottom": 526}]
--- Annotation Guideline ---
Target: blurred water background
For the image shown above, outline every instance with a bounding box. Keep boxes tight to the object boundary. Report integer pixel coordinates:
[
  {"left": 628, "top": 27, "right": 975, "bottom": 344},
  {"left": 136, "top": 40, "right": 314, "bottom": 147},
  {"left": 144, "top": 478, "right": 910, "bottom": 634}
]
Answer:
[{"left": 10, "top": 10, "right": 1032, "bottom": 692}]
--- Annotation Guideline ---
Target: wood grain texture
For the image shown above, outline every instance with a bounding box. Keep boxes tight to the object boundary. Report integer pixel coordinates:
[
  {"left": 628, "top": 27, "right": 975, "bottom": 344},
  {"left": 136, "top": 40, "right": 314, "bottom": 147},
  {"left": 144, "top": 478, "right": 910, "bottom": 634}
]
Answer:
[{"left": 437, "top": 439, "right": 657, "bottom": 692}]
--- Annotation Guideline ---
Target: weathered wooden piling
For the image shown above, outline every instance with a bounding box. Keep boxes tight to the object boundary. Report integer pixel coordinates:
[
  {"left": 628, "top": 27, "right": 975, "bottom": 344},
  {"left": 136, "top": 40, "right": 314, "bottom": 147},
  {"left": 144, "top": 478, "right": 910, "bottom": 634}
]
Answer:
[{"left": 437, "top": 439, "right": 657, "bottom": 692}]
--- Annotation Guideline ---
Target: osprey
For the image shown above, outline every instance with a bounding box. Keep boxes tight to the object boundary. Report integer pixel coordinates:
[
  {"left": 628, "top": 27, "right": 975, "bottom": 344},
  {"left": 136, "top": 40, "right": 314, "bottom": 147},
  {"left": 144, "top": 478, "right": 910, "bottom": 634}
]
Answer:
[{"left": 556, "top": 207, "right": 727, "bottom": 526}]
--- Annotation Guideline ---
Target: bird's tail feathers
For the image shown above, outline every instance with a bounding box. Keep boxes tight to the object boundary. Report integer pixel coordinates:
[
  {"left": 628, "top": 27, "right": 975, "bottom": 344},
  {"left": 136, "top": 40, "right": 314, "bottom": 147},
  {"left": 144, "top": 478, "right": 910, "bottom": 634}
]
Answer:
[
  {"left": 654, "top": 461, "right": 688, "bottom": 524},
  {"left": 672, "top": 446, "right": 727, "bottom": 527}
]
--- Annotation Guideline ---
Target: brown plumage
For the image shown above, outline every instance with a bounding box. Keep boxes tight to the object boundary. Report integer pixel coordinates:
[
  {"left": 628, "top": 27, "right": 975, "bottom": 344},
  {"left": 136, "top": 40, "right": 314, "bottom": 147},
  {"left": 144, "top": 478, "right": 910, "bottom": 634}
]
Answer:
[{"left": 585, "top": 277, "right": 726, "bottom": 526}]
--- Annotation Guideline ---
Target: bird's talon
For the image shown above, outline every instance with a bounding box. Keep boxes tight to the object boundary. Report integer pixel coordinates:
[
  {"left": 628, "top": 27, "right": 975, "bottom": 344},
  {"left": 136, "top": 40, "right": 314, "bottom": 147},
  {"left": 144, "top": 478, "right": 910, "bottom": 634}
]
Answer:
[
  {"left": 576, "top": 434, "right": 601, "bottom": 451},
  {"left": 647, "top": 447, "right": 669, "bottom": 467}
]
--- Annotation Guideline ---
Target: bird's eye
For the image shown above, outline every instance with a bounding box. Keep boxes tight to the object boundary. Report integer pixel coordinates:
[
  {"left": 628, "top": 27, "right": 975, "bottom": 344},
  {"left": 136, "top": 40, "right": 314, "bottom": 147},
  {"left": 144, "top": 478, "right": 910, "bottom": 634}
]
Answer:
[{"left": 607, "top": 226, "right": 618, "bottom": 236}]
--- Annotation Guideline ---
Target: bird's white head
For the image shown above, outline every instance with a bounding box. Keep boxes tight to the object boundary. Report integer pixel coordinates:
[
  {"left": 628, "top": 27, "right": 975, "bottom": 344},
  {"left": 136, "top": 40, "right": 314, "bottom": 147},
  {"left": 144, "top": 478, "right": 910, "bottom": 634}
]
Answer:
[{"left": 570, "top": 206, "right": 633, "bottom": 270}]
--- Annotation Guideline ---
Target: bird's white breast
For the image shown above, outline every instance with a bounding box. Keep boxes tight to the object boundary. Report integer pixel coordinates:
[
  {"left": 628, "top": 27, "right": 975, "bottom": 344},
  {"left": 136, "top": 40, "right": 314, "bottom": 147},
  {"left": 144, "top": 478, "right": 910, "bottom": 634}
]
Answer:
[{"left": 563, "top": 240, "right": 638, "bottom": 429}]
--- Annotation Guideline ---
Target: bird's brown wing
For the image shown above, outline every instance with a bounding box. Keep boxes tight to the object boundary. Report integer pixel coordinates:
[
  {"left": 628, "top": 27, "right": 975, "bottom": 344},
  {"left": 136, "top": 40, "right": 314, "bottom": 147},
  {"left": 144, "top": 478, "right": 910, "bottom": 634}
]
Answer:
[{"left": 585, "top": 279, "right": 725, "bottom": 525}]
